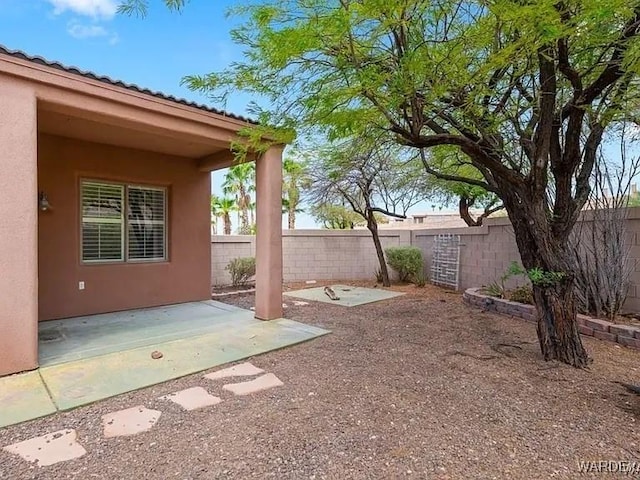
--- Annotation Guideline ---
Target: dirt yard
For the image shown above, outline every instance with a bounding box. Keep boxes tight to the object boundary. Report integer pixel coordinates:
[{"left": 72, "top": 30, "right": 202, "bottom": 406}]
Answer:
[{"left": 1, "top": 283, "right": 639, "bottom": 479}]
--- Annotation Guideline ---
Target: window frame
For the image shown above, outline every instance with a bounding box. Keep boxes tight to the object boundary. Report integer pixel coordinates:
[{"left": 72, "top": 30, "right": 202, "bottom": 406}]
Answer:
[{"left": 80, "top": 179, "right": 168, "bottom": 265}]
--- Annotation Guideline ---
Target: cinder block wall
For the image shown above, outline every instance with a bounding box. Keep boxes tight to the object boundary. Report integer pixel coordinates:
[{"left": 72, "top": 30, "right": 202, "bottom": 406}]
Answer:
[
  {"left": 211, "top": 207, "right": 640, "bottom": 312},
  {"left": 411, "top": 221, "right": 521, "bottom": 291},
  {"left": 211, "top": 235, "right": 255, "bottom": 286},
  {"left": 282, "top": 230, "right": 410, "bottom": 282},
  {"left": 211, "top": 229, "right": 410, "bottom": 286},
  {"left": 411, "top": 209, "right": 640, "bottom": 312}
]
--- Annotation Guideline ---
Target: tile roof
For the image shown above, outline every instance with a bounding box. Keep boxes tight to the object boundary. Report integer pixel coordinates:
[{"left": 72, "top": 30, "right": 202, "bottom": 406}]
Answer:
[{"left": 0, "top": 45, "right": 255, "bottom": 124}]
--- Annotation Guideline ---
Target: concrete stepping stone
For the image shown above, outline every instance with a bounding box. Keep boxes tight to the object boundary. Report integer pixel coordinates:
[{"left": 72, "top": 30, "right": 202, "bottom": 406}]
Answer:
[
  {"left": 223, "top": 373, "right": 284, "bottom": 396},
  {"left": 159, "top": 386, "right": 221, "bottom": 411},
  {"left": 102, "top": 406, "right": 161, "bottom": 438},
  {"left": 204, "top": 362, "right": 264, "bottom": 381},
  {"left": 3, "top": 429, "right": 86, "bottom": 467}
]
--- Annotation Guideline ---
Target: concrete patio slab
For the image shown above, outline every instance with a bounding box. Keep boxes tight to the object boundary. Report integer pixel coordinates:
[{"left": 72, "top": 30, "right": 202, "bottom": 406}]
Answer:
[
  {"left": 159, "top": 387, "right": 221, "bottom": 410},
  {"left": 3, "top": 429, "right": 86, "bottom": 466},
  {"left": 204, "top": 362, "right": 264, "bottom": 381},
  {"left": 284, "top": 285, "right": 404, "bottom": 307},
  {"left": 39, "top": 318, "right": 329, "bottom": 411},
  {"left": 102, "top": 406, "right": 161, "bottom": 438},
  {"left": 0, "top": 371, "right": 57, "bottom": 428},
  {"left": 0, "top": 301, "right": 329, "bottom": 429},
  {"left": 39, "top": 300, "right": 254, "bottom": 366},
  {"left": 223, "top": 373, "right": 284, "bottom": 396}
]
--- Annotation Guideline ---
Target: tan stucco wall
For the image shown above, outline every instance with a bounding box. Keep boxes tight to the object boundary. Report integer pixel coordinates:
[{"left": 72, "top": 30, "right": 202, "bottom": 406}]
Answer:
[
  {"left": 38, "top": 134, "right": 211, "bottom": 321},
  {"left": 0, "top": 81, "right": 38, "bottom": 375}
]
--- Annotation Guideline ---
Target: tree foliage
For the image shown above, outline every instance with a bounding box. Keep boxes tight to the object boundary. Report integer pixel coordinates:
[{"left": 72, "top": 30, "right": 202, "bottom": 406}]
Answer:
[
  {"left": 211, "top": 195, "right": 235, "bottom": 235},
  {"left": 429, "top": 146, "right": 504, "bottom": 226},
  {"left": 222, "top": 163, "right": 255, "bottom": 235},
  {"left": 124, "top": 0, "right": 640, "bottom": 367},
  {"left": 283, "top": 154, "right": 312, "bottom": 229},
  {"left": 308, "top": 138, "right": 431, "bottom": 286}
]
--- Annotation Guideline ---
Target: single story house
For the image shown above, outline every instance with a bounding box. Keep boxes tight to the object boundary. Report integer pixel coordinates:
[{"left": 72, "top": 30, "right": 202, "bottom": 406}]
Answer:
[{"left": 0, "top": 46, "right": 284, "bottom": 377}]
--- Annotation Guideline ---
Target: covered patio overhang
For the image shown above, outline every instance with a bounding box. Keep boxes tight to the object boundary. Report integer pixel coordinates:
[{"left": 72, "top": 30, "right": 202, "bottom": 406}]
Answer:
[{"left": 0, "top": 47, "right": 284, "bottom": 377}]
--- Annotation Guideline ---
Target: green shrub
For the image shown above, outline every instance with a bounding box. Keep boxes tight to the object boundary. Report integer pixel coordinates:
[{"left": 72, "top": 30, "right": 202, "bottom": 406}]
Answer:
[
  {"left": 411, "top": 270, "right": 427, "bottom": 287},
  {"left": 483, "top": 261, "right": 526, "bottom": 298},
  {"left": 225, "top": 257, "right": 256, "bottom": 286},
  {"left": 483, "top": 282, "right": 505, "bottom": 298},
  {"left": 508, "top": 284, "right": 533, "bottom": 304},
  {"left": 385, "top": 246, "right": 424, "bottom": 282}
]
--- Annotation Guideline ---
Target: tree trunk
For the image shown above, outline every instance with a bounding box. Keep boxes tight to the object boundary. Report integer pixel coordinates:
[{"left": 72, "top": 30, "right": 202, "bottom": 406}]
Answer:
[
  {"left": 532, "top": 281, "right": 589, "bottom": 367},
  {"left": 367, "top": 213, "right": 391, "bottom": 287},
  {"left": 288, "top": 205, "right": 296, "bottom": 229},
  {"left": 239, "top": 186, "right": 249, "bottom": 233},
  {"left": 224, "top": 214, "right": 231, "bottom": 235},
  {"left": 505, "top": 197, "right": 590, "bottom": 367},
  {"left": 459, "top": 195, "right": 481, "bottom": 227}
]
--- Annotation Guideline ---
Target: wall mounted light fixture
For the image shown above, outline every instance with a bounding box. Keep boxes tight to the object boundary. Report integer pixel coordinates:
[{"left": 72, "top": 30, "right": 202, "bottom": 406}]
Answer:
[{"left": 39, "top": 192, "right": 52, "bottom": 211}]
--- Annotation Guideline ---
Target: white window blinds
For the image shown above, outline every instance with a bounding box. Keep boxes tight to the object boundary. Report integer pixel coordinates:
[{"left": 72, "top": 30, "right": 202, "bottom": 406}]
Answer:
[
  {"left": 81, "top": 182, "right": 124, "bottom": 262},
  {"left": 81, "top": 181, "right": 167, "bottom": 263},
  {"left": 127, "top": 186, "right": 166, "bottom": 261}
]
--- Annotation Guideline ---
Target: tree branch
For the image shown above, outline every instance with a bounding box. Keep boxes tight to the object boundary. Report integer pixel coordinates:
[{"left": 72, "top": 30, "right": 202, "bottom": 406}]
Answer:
[{"left": 369, "top": 206, "right": 406, "bottom": 219}]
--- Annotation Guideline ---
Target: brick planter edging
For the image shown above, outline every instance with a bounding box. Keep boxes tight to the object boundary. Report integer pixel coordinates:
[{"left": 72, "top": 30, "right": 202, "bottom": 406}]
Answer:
[{"left": 463, "top": 288, "right": 640, "bottom": 351}]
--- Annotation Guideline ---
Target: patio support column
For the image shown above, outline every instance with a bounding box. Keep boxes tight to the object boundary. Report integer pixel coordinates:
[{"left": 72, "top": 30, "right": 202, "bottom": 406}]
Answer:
[
  {"left": 0, "top": 81, "right": 38, "bottom": 376},
  {"left": 254, "top": 145, "right": 284, "bottom": 320}
]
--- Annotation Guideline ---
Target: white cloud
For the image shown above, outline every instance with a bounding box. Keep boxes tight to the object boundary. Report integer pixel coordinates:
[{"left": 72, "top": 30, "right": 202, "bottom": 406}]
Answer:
[
  {"left": 67, "top": 20, "right": 119, "bottom": 45},
  {"left": 67, "top": 23, "right": 108, "bottom": 38},
  {"left": 47, "top": 0, "right": 118, "bottom": 19}
]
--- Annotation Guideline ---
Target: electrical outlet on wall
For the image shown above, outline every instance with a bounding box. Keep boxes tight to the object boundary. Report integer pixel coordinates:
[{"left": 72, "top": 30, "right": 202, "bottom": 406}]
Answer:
[{"left": 79, "top": 281, "right": 85, "bottom": 290}]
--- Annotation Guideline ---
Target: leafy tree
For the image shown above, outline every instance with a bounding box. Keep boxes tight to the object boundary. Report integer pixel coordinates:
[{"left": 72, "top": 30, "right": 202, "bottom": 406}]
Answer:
[
  {"left": 122, "top": 0, "right": 640, "bottom": 367},
  {"left": 212, "top": 196, "right": 235, "bottom": 235},
  {"left": 629, "top": 193, "right": 640, "bottom": 207},
  {"left": 309, "top": 139, "right": 430, "bottom": 287},
  {"left": 283, "top": 156, "right": 312, "bottom": 229},
  {"left": 430, "top": 147, "right": 504, "bottom": 226},
  {"left": 311, "top": 203, "right": 390, "bottom": 229},
  {"left": 311, "top": 203, "right": 365, "bottom": 229},
  {"left": 222, "top": 163, "right": 254, "bottom": 235},
  {"left": 210, "top": 194, "right": 220, "bottom": 235}
]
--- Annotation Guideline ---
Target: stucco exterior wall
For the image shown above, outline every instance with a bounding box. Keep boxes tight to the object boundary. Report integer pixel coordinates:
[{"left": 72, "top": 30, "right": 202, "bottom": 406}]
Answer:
[
  {"left": 38, "top": 134, "right": 211, "bottom": 320},
  {"left": 0, "top": 81, "right": 38, "bottom": 375}
]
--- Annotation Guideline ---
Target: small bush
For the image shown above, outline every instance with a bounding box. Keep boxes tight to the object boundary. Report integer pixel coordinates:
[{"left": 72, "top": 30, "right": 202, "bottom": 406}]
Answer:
[
  {"left": 374, "top": 268, "right": 384, "bottom": 283},
  {"left": 411, "top": 270, "right": 427, "bottom": 287},
  {"left": 483, "top": 261, "right": 526, "bottom": 298},
  {"left": 225, "top": 257, "right": 256, "bottom": 286},
  {"left": 483, "top": 282, "right": 505, "bottom": 298},
  {"left": 508, "top": 284, "right": 533, "bottom": 304},
  {"left": 385, "top": 246, "right": 424, "bottom": 282}
]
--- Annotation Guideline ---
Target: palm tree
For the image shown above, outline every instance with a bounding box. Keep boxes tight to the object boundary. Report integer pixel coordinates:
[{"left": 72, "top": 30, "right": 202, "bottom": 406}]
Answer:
[
  {"left": 282, "top": 157, "right": 311, "bottom": 229},
  {"left": 222, "top": 163, "right": 255, "bottom": 234},
  {"left": 281, "top": 198, "right": 306, "bottom": 227},
  {"left": 212, "top": 196, "right": 235, "bottom": 235},
  {"left": 210, "top": 194, "right": 220, "bottom": 234}
]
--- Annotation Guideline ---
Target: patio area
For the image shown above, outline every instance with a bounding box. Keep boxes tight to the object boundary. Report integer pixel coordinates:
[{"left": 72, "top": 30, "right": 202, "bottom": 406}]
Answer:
[
  {"left": 0, "top": 302, "right": 329, "bottom": 427},
  {"left": 1, "top": 284, "right": 638, "bottom": 479},
  {"left": 38, "top": 301, "right": 257, "bottom": 366}
]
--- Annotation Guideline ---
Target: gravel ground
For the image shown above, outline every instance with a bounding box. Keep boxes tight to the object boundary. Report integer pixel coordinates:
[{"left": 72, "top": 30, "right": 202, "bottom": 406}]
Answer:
[{"left": 1, "top": 283, "right": 639, "bottom": 480}]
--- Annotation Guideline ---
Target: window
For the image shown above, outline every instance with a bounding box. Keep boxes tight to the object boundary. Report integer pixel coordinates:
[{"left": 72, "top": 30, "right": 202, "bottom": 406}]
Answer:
[{"left": 81, "top": 181, "right": 167, "bottom": 263}]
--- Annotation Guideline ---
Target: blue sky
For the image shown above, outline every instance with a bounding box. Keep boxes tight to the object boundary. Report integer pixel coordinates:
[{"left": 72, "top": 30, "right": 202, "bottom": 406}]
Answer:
[
  {"left": 0, "top": 0, "right": 455, "bottom": 230},
  {"left": 0, "top": 0, "right": 330, "bottom": 228}
]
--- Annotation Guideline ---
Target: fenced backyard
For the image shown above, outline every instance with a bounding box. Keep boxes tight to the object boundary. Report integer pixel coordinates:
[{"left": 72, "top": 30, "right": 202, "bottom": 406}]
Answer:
[{"left": 211, "top": 207, "right": 640, "bottom": 313}]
